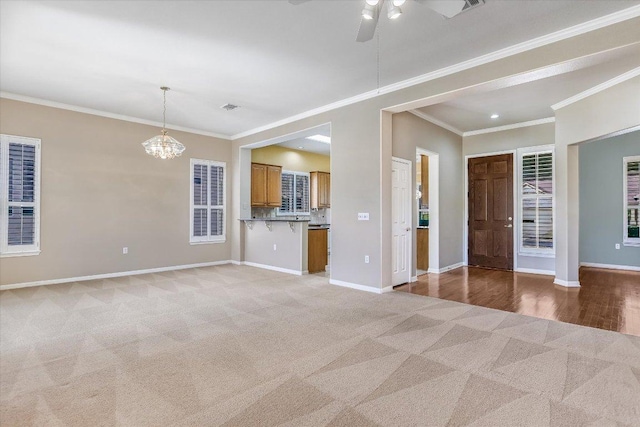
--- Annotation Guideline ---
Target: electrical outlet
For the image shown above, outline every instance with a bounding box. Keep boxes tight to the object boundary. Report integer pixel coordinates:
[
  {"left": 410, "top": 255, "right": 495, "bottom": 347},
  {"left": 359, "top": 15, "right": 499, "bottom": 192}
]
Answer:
[
  {"left": 273, "top": 244, "right": 277, "bottom": 251},
  {"left": 364, "top": 255, "right": 370, "bottom": 264},
  {"left": 122, "top": 247, "right": 128, "bottom": 254},
  {"left": 615, "top": 243, "right": 620, "bottom": 250},
  {"left": 358, "top": 213, "right": 369, "bottom": 221}
]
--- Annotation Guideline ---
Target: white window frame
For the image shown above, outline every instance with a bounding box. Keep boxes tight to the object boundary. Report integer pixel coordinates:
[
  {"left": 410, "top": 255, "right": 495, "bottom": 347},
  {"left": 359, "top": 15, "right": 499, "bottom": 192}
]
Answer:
[
  {"left": 623, "top": 155, "right": 640, "bottom": 247},
  {"left": 0, "top": 134, "right": 41, "bottom": 257},
  {"left": 277, "top": 170, "right": 310, "bottom": 216},
  {"left": 190, "top": 158, "right": 226, "bottom": 244},
  {"left": 517, "top": 145, "right": 555, "bottom": 257}
]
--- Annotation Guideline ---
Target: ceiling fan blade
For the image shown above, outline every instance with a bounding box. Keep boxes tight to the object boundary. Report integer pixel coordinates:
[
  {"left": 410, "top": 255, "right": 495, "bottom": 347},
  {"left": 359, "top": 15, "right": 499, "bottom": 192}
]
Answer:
[
  {"left": 416, "top": 0, "right": 467, "bottom": 18},
  {"left": 356, "top": 0, "right": 384, "bottom": 43},
  {"left": 288, "top": 0, "right": 310, "bottom": 4}
]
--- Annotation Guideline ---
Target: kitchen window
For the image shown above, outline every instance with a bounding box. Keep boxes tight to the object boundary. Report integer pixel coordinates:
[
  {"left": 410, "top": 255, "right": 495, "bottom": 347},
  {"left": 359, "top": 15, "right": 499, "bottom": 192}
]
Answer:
[
  {"left": 0, "top": 134, "right": 41, "bottom": 257},
  {"left": 624, "top": 155, "right": 640, "bottom": 246},
  {"left": 279, "top": 170, "right": 310, "bottom": 215},
  {"left": 519, "top": 147, "right": 554, "bottom": 256},
  {"left": 190, "top": 159, "right": 226, "bottom": 244}
]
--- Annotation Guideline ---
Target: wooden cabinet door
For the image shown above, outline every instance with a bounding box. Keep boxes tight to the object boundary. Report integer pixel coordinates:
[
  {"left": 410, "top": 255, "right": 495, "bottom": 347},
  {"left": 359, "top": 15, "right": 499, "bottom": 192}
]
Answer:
[
  {"left": 322, "top": 172, "right": 330, "bottom": 208},
  {"left": 417, "top": 228, "right": 429, "bottom": 270},
  {"left": 421, "top": 155, "right": 429, "bottom": 208},
  {"left": 308, "top": 229, "right": 328, "bottom": 273},
  {"left": 266, "top": 165, "right": 282, "bottom": 207},
  {"left": 251, "top": 163, "right": 267, "bottom": 206},
  {"left": 468, "top": 154, "right": 514, "bottom": 270}
]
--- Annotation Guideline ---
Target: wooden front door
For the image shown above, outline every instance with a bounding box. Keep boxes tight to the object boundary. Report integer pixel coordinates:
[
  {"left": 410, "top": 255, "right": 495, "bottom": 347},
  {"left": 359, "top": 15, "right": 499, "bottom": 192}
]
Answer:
[{"left": 468, "top": 154, "right": 514, "bottom": 270}]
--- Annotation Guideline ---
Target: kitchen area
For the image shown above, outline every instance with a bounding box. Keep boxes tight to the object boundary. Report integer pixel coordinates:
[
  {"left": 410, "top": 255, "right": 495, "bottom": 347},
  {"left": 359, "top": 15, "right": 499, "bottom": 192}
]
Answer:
[
  {"left": 417, "top": 153, "right": 429, "bottom": 275},
  {"left": 239, "top": 125, "right": 331, "bottom": 275}
]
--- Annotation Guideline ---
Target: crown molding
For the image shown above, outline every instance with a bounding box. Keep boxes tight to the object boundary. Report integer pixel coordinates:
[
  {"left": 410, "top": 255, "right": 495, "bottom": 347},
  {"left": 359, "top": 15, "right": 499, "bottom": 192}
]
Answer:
[
  {"left": 3, "top": 5, "right": 639, "bottom": 142},
  {"left": 0, "top": 92, "right": 232, "bottom": 141},
  {"left": 551, "top": 66, "right": 640, "bottom": 110},
  {"left": 408, "top": 110, "right": 464, "bottom": 136},
  {"left": 463, "top": 117, "right": 556, "bottom": 137},
  {"left": 231, "top": 5, "right": 640, "bottom": 140}
]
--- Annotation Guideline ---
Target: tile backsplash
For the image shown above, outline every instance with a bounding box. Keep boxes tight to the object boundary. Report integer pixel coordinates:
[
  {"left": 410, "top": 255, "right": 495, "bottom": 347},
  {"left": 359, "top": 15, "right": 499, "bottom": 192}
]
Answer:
[{"left": 310, "top": 208, "right": 330, "bottom": 225}]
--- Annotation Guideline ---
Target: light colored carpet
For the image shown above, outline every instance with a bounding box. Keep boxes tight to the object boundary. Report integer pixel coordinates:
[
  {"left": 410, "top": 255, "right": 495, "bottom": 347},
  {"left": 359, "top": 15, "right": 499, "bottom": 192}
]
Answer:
[{"left": 1, "top": 265, "right": 639, "bottom": 426}]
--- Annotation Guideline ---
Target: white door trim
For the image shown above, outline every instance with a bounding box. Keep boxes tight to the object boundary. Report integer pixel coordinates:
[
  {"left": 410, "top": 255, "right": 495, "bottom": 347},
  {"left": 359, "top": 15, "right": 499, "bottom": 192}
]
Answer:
[{"left": 416, "top": 148, "right": 440, "bottom": 273}]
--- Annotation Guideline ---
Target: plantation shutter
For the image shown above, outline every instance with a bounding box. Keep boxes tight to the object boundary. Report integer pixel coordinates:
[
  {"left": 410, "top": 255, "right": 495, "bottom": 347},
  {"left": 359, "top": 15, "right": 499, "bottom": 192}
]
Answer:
[
  {"left": 191, "top": 159, "right": 226, "bottom": 243},
  {"left": 521, "top": 151, "right": 553, "bottom": 251},
  {"left": 279, "top": 171, "right": 309, "bottom": 215},
  {"left": 1, "top": 135, "right": 41, "bottom": 256},
  {"left": 281, "top": 172, "right": 295, "bottom": 214},
  {"left": 210, "top": 165, "right": 224, "bottom": 237},
  {"left": 192, "top": 163, "right": 208, "bottom": 237},
  {"left": 295, "top": 174, "right": 310, "bottom": 214}
]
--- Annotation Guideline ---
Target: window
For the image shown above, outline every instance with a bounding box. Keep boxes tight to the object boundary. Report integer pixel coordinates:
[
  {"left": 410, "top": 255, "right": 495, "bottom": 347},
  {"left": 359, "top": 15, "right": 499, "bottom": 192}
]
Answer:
[
  {"left": 279, "top": 170, "right": 310, "bottom": 216},
  {"left": 190, "top": 159, "right": 226, "bottom": 244},
  {"left": 624, "top": 155, "right": 640, "bottom": 247},
  {"left": 519, "top": 147, "right": 554, "bottom": 255},
  {"left": 0, "top": 134, "right": 41, "bottom": 257}
]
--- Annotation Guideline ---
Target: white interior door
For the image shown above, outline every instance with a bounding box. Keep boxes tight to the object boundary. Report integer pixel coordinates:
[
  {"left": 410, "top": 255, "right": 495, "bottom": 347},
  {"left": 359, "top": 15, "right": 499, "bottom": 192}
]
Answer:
[{"left": 392, "top": 157, "right": 412, "bottom": 286}]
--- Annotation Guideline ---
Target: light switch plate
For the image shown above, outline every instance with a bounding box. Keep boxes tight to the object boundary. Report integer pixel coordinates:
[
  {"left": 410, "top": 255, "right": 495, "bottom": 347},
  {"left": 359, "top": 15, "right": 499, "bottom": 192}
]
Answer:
[{"left": 358, "top": 213, "right": 369, "bottom": 221}]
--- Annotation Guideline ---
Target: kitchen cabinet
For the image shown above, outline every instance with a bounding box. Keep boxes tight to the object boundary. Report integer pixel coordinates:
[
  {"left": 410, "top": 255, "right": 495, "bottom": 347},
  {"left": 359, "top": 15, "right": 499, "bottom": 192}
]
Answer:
[
  {"left": 310, "top": 171, "right": 330, "bottom": 209},
  {"left": 417, "top": 228, "right": 429, "bottom": 271},
  {"left": 251, "top": 163, "right": 282, "bottom": 207},
  {"left": 308, "top": 228, "right": 328, "bottom": 273},
  {"left": 421, "top": 155, "right": 429, "bottom": 208}
]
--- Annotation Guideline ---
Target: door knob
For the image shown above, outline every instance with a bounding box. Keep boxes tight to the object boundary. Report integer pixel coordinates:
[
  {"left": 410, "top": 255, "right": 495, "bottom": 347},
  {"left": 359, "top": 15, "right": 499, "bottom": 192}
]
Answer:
[{"left": 504, "top": 224, "right": 513, "bottom": 228}]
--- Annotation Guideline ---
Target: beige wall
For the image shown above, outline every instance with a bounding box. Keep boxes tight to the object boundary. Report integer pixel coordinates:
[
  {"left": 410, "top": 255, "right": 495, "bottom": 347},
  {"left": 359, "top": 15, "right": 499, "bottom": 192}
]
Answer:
[
  {"left": 244, "top": 222, "right": 308, "bottom": 273},
  {"left": 0, "top": 98, "right": 232, "bottom": 286},
  {"left": 251, "top": 145, "right": 330, "bottom": 173},
  {"left": 231, "top": 18, "right": 640, "bottom": 290},
  {"left": 392, "top": 112, "right": 464, "bottom": 274}
]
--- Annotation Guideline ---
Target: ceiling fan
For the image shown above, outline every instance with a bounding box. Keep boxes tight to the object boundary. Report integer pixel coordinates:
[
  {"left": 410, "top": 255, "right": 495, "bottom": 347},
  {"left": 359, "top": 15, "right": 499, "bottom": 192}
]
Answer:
[{"left": 289, "top": 0, "right": 484, "bottom": 42}]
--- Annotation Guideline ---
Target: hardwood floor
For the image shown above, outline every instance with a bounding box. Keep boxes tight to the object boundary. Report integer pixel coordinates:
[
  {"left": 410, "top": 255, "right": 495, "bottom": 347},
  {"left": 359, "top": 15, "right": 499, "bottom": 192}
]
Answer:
[{"left": 395, "top": 266, "right": 640, "bottom": 336}]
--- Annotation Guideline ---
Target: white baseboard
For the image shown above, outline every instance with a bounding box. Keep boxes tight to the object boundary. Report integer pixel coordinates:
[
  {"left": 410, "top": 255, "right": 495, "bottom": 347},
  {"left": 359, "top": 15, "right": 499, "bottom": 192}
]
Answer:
[
  {"left": 580, "top": 262, "right": 640, "bottom": 272},
  {"left": 0, "top": 260, "right": 233, "bottom": 291},
  {"left": 515, "top": 268, "right": 555, "bottom": 276},
  {"left": 329, "top": 279, "right": 385, "bottom": 294},
  {"left": 242, "top": 261, "right": 304, "bottom": 276},
  {"left": 553, "top": 278, "right": 581, "bottom": 288},
  {"left": 229, "top": 260, "right": 243, "bottom": 266},
  {"left": 410, "top": 275, "right": 418, "bottom": 283},
  {"left": 428, "top": 262, "right": 464, "bottom": 274}
]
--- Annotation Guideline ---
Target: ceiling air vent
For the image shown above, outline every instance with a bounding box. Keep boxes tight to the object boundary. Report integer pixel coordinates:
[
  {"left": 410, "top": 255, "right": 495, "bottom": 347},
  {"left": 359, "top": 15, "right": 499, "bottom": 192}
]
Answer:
[
  {"left": 461, "top": 0, "right": 484, "bottom": 13},
  {"left": 221, "top": 103, "right": 239, "bottom": 111}
]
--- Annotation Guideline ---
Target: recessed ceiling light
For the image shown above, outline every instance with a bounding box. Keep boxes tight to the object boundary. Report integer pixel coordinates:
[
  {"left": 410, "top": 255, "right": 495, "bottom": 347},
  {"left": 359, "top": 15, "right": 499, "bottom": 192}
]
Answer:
[
  {"left": 305, "top": 135, "right": 331, "bottom": 144},
  {"left": 298, "top": 146, "right": 303, "bottom": 149},
  {"left": 490, "top": 114, "right": 500, "bottom": 119}
]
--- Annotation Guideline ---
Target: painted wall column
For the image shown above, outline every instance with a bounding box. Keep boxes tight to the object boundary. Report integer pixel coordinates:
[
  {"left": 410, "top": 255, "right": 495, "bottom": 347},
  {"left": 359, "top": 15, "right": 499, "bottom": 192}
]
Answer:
[{"left": 553, "top": 141, "right": 581, "bottom": 287}]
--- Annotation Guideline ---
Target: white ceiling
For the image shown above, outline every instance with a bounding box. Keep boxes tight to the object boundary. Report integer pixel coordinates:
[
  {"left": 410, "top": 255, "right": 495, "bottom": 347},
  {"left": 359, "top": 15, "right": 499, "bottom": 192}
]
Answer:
[
  {"left": 276, "top": 137, "right": 331, "bottom": 156},
  {"left": 417, "top": 43, "right": 640, "bottom": 133},
  {"left": 1, "top": 1, "right": 638, "bottom": 138}
]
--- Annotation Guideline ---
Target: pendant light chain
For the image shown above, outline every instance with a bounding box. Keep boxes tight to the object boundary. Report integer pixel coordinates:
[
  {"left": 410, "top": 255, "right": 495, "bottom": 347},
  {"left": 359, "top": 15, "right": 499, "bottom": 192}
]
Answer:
[{"left": 376, "top": 8, "right": 380, "bottom": 94}]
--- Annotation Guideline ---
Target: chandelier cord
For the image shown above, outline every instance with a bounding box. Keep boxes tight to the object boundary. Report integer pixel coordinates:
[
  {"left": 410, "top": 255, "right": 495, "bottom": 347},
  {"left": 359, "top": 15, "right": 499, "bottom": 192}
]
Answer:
[
  {"left": 162, "top": 89, "right": 167, "bottom": 133},
  {"left": 376, "top": 10, "right": 380, "bottom": 94}
]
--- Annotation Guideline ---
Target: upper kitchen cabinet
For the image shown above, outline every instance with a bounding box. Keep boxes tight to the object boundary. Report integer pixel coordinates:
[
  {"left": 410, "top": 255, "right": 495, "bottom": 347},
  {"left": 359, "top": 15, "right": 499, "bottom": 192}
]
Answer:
[
  {"left": 420, "top": 155, "right": 429, "bottom": 208},
  {"left": 310, "top": 171, "right": 330, "bottom": 209},
  {"left": 251, "top": 163, "right": 282, "bottom": 207}
]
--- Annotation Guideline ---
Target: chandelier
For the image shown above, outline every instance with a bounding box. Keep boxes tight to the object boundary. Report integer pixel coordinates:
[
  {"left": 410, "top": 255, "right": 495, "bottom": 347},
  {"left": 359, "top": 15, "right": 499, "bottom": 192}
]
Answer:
[{"left": 142, "top": 86, "right": 186, "bottom": 159}]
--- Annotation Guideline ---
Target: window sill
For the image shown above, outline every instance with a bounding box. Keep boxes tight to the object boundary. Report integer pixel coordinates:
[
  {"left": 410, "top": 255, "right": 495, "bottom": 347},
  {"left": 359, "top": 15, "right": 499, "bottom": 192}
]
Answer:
[
  {"left": 0, "top": 250, "right": 41, "bottom": 258},
  {"left": 623, "top": 241, "right": 640, "bottom": 247},
  {"left": 518, "top": 250, "right": 555, "bottom": 258},
  {"left": 190, "top": 239, "right": 226, "bottom": 245}
]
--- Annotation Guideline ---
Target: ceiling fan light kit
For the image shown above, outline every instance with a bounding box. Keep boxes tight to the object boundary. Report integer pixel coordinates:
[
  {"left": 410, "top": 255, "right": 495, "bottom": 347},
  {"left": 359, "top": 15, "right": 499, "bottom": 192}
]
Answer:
[
  {"left": 387, "top": 3, "right": 403, "bottom": 19},
  {"left": 362, "top": 3, "right": 376, "bottom": 20}
]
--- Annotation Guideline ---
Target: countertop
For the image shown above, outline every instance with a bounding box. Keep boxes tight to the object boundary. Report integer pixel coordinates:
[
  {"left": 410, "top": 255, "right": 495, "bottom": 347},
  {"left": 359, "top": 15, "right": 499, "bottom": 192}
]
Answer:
[
  {"left": 308, "top": 224, "right": 330, "bottom": 229},
  {"left": 239, "top": 217, "right": 311, "bottom": 222}
]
